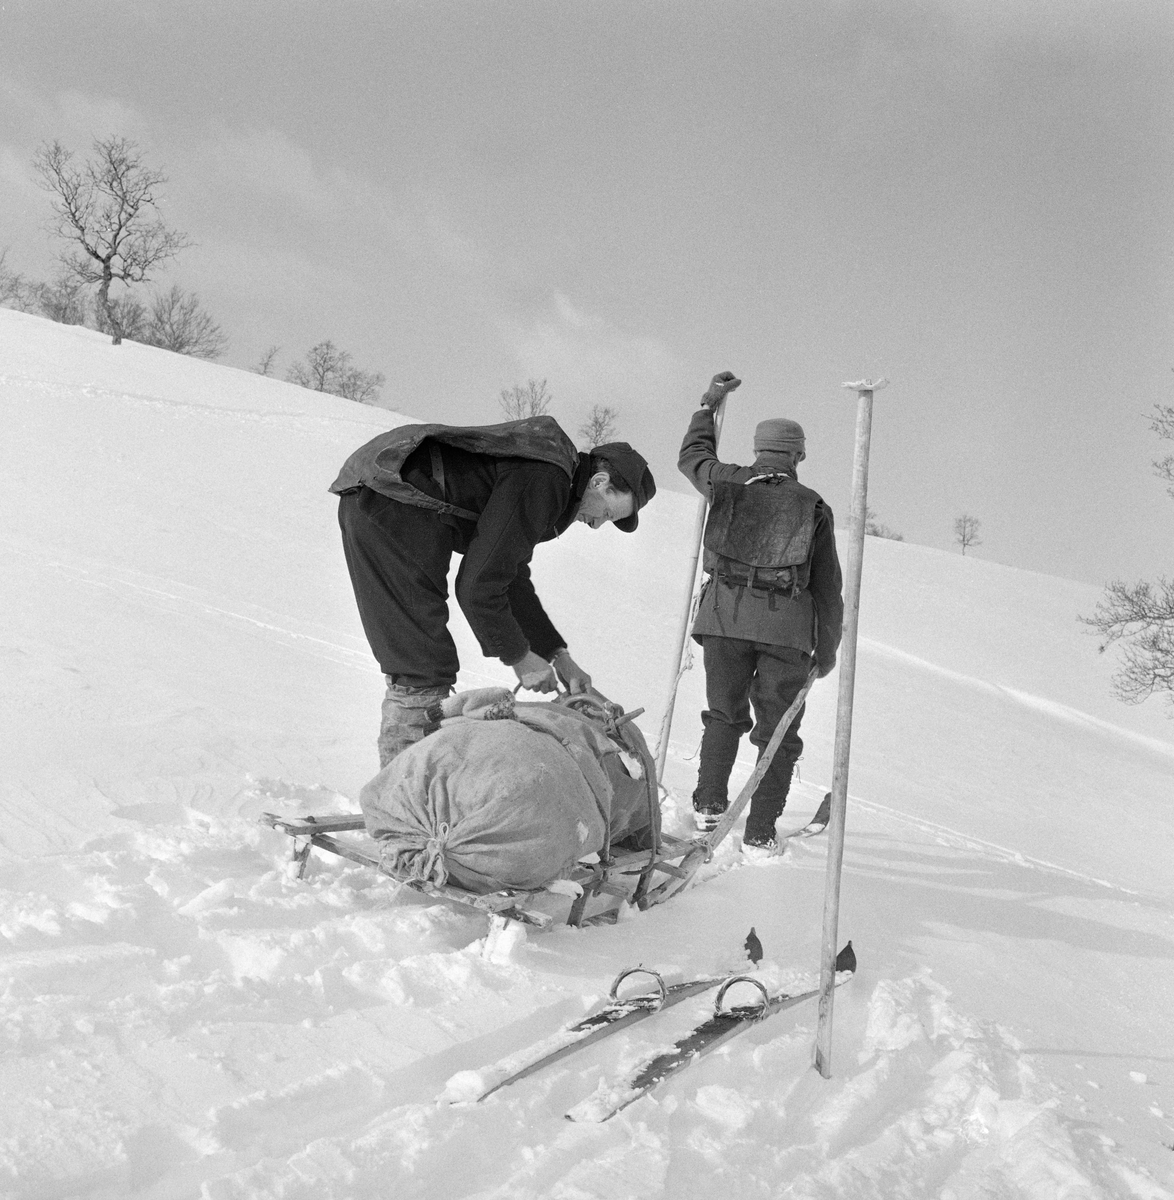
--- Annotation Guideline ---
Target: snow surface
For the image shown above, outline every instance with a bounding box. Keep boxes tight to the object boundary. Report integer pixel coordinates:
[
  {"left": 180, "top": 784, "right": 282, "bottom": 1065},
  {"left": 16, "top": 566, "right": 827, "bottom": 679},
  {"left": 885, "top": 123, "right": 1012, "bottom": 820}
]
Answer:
[{"left": 2, "top": 306, "right": 1173, "bottom": 1199}]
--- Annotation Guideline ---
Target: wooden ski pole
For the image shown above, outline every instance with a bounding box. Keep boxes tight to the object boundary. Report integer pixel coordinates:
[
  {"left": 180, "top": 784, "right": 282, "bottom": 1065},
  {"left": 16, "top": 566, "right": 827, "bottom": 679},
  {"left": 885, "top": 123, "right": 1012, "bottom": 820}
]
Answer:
[
  {"left": 653, "top": 400, "right": 728, "bottom": 781},
  {"left": 813, "top": 376, "right": 886, "bottom": 1078}
]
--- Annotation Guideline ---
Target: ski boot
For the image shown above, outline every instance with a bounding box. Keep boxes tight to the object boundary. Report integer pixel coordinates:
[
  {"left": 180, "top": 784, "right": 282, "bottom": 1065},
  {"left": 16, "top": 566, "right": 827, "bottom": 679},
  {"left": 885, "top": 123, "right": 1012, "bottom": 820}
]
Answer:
[
  {"left": 740, "top": 829, "right": 782, "bottom": 861},
  {"left": 692, "top": 782, "right": 729, "bottom": 833},
  {"left": 692, "top": 800, "right": 727, "bottom": 834}
]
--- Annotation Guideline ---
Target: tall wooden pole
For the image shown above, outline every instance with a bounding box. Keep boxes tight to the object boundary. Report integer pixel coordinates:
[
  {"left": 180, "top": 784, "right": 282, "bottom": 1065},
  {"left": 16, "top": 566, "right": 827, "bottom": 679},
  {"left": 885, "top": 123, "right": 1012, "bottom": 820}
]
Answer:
[
  {"left": 654, "top": 402, "right": 727, "bottom": 781},
  {"left": 813, "top": 377, "right": 886, "bottom": 1077}
]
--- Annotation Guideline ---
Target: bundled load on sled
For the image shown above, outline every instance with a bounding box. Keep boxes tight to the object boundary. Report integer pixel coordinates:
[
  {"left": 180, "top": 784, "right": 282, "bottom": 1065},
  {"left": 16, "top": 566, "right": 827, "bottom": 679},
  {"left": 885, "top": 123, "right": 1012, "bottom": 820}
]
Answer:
[
  {"left": 261, "top": 679, "right": 825, "bottom": 928},
  {"left": 262, "top": 688, "right": 709, "bottom": 927},
  {"left": 359, "top": 687, "right": 660, "bottom": 894}
]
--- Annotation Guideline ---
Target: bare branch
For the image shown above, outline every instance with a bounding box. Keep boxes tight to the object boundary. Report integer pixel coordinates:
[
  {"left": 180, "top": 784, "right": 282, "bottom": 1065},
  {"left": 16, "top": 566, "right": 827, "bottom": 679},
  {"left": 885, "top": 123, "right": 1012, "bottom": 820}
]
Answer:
[
  {"left": 1082, "top": 578, "right": 1174, "bottom": 707},
  {"left": 253, "top": 345, "right": 281, "bottom": 376},
  {"left": 144, "top": 285, "right": 228, "bottom": 359},
  {"left": 33, "top": 272, "right": 89, "bottom": 324},
  {"left": 32, "top": 136, "right": 191, "bottom": 344},
  {"left": 286, "top": 340, "right": 383, "bottom": 403},
  {"left": 0, "top": 249, "right": 37, "bottom": 311},
  {"left": 953, "top": 514, "right": 982, "bottom": 554},
  {"left": 499, "top": 379, "right": 551, "bottom": 420},
  {"left": 1081, "top": 384, "right": 1174, "bottom": 713},
  {"left": 865, "top": 506, "right": 904, "bottom": 541},
  {"left": 1151, "top": 402, "right": 1174, "bottom": 498},
  {"left": 578, "top": 403, "right": 619, "bottom": 448}
]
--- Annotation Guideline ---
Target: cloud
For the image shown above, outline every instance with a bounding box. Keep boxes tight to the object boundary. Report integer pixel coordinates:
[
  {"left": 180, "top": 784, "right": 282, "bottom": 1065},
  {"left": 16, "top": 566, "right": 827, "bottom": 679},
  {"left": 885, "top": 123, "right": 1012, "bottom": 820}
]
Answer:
[
  {"left": 183, "top": 127, "right": 378, "bottom": 223},
  {"left": 181, "top": 126, "right": 496, "bottom": 278},
  {"left": 2, "top": 80, "right": 151, "bottom": 148},
  {"left": 505, "top": 292, "right": 683, "bottom": 404},
  {"left": 0, "top": 145, "right": 40, "bottom": 199},
  {"left": 50, "top": 91, "right": 149, "bottom": 143}
]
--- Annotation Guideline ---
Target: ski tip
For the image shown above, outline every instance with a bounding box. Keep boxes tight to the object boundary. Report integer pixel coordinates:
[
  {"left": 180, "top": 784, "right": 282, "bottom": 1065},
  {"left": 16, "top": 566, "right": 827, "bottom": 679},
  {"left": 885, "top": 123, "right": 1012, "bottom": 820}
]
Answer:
[
  {"left": 813, "top": 794, "right": 832, "bottom": 825},
  {"left": 744, "top": 927, "right": 764, "bottom": 964},
  {"left": 835, "top": 941, "right": 856, "bottom": 974}
]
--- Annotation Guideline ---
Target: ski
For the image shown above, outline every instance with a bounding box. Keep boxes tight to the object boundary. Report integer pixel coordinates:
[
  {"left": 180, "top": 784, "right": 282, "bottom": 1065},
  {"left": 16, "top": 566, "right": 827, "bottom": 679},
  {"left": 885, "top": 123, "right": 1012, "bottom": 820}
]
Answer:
[
  {"left": 779, "top": 790, "right": 832, "bottom": 841},
  {"left": 566, "top": 941, "right": 856, "bottom": 1123},
  {"left": 446, "top": 967, "right": 727, "bottom": 1104}
]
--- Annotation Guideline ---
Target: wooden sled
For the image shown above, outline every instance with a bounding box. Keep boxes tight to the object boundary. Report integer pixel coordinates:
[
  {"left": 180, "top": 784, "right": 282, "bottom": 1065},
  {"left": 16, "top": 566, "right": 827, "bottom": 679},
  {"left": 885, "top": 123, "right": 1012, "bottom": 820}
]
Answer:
[
  {"left": 260, "top": 679, "right": 818, "bottom": 929},
  {"left": 260, "top": 810, "right": 695, "bottom": 929}
]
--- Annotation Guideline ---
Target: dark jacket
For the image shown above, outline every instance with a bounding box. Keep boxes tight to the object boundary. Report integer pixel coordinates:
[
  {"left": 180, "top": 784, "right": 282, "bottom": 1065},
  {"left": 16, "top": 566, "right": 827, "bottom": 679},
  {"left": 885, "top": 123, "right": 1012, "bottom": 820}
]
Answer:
[
  {"left": 333, "top": 419, "right": 591, "bottom": 666},
  {"left": 678, "top": 408, "right": 844, "bottom": 672},
  {"left": 329, "top": 416, "right": 579, "bottom": 514}
]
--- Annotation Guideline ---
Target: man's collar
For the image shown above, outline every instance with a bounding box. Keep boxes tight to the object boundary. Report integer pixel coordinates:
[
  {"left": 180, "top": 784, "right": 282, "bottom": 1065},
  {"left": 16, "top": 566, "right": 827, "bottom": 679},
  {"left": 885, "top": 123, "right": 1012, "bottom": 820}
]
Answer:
[
  {"left": 571, "top": 453, "right": 593, "bottom": 499},
  {"left": 752, "top": 452, "right": 798, "bottom": 478},
  {"left": 550, "top": 454, "right": 593, "bottom": 537}
]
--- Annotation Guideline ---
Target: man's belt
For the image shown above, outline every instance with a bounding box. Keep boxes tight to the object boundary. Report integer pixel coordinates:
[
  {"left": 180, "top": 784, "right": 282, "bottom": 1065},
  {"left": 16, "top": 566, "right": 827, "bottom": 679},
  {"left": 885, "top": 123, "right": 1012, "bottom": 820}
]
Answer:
[{"left": 713, "top": 569, "right": 800, "bottom": 595}]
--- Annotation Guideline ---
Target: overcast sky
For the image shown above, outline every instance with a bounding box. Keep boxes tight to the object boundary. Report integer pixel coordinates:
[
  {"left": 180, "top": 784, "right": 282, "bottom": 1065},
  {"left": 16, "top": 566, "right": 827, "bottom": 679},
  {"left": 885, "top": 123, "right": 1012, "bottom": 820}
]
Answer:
[{"left": 2, "top": 0, "right": 1171, "bottom": 585}]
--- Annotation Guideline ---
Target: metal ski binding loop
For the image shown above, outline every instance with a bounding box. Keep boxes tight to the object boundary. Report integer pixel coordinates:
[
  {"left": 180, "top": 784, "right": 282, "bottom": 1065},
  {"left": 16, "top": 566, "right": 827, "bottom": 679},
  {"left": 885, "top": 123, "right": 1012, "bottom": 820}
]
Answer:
[
  {"left": 712, "top": 975, "right": 771, "bottom": 1021},
  {"left": 563, "top": 692, "right": 645, "bottom": 743},
  {"left": 608, "top": 966, "right": 668, "bottom": 1010}
]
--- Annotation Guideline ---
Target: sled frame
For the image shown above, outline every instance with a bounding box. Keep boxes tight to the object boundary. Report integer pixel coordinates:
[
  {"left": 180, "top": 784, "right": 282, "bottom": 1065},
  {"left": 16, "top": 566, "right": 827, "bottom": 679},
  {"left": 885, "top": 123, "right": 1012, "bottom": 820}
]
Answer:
[{"left": 261, "top": 811, "right": 694, "bottom": 930}]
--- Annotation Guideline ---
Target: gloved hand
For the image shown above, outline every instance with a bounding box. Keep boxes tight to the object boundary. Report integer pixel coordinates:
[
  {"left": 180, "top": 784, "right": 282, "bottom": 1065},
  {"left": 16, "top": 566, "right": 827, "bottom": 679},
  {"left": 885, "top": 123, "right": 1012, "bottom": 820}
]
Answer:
[
  {"left": 551, "top": 649, "right": 592, "bottom": 694},
  {"left": 816, "top": 656, "right": 836, "bottom": 679},
  {"left": 511, "top": 649, "right": 558, "bottom": 693},
  {"left": 701, "top": 371, "right": 742, "bottom": 410}
]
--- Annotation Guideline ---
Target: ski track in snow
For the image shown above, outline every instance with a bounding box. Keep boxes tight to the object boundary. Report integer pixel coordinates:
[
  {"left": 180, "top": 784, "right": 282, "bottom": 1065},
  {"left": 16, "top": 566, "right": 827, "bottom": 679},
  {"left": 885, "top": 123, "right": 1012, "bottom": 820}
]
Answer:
[
  {"left": 846, "top": 794, "right": 1136, "bottom": 896},
  {"left": 860, "top": 637, "right": 1174, "bottom": 764},
  {"left": 4, "top": 536, "right": 514, "bottom": 692},
  {"left": 1, "top": 370, "right": 409, "bottom": 432}
]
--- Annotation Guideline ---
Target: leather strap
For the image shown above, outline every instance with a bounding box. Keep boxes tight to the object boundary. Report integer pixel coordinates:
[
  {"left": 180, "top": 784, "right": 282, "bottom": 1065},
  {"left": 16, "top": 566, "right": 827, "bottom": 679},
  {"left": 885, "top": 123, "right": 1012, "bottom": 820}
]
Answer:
[{"left": 429, "top": 443, "right": 446, "bottom": 499}]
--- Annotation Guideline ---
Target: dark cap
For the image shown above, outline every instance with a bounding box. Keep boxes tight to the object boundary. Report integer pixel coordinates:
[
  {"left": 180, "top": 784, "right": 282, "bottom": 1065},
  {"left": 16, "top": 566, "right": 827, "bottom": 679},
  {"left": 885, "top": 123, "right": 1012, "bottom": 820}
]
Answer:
[{"left": 591, "top": 441, "right": 656, "bottom": 533}]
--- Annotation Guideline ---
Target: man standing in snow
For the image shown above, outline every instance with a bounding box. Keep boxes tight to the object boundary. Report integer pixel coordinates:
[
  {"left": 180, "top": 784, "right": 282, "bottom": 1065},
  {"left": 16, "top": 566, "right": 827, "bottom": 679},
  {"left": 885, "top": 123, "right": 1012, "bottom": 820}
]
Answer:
[
  {"left": 331, "top": 415, "right": 656, "bottom": 767},
  {"left": 678, "top": 372, "right": 843, "bottom": 856}
]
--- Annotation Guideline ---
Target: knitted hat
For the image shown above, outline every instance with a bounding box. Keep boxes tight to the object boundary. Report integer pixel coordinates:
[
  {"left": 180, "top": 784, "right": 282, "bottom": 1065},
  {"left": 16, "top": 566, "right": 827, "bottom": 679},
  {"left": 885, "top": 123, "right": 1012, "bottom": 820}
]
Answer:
[
  {"left": 591, "top": 441, "right": 656, "bottom": 532},
  {"left": 753, "top": 418, "right": 806, "bottom": 455}
]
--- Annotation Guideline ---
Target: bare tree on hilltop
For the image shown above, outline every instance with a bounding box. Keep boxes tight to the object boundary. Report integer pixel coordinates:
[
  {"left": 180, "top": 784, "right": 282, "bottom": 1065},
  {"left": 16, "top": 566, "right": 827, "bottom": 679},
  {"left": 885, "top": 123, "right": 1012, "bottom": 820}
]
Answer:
[
  {"left": 253, "top": 345, "right": 281, "bottom": 376},
  {"left": 144, "top": 285, "right": 227, "bottom": 359},
  {"left": 579, "top": 404, "right": 619, "bottom": 448},
  {"left": 34, "top": 272, "right": 90, "bottom": 325},
  {"left": 1083, "top": 394, "right": 1174, "bottom": 712},
  {"left": 865, "top": 506, "right": 904, "bottom": 541},
  {"left": 33, "top": 136, "right": 192, "bottom": 345},
  {"left": 499, "top": 378, "right": 551, "bottom": 420},
  {"left": 287, "top": 340, "right": 385, "bottom": 404},
  {"left": 954, "top": 514, "right": 982, "bottom": 555},
  {"left": 0, "top": 249, "right": 35, "bottom": 311},
  {"left": 96, "top": 295, "right": 148, "bottom": 341}
]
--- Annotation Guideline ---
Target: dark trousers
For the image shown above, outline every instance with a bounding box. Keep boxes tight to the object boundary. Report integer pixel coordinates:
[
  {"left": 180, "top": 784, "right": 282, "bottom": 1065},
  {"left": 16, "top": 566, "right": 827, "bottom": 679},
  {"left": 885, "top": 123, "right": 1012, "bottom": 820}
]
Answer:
[
  {"left": 696, "top": 636, "right": 812, "bottom": 840},
  {"left": 337, "top": 488, "right": 460, "bottom": 688}
]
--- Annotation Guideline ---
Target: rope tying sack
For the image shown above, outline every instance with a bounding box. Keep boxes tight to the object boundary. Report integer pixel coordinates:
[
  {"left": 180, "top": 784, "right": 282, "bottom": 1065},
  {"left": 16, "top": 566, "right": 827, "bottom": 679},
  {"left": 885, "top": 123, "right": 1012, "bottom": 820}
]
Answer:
[
  {"left": 416, "top": 822, "right": 452, "bottom": 886},
  {"left": 379, "top": 821, "right": 453, "bottom": 887}
]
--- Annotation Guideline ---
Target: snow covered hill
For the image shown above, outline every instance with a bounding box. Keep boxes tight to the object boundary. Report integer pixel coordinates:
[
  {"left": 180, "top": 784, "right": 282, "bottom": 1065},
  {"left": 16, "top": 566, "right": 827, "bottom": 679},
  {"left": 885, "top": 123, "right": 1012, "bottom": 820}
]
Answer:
[{"left": 2, "top": 308, "right": 1172, "bottom": 1198}]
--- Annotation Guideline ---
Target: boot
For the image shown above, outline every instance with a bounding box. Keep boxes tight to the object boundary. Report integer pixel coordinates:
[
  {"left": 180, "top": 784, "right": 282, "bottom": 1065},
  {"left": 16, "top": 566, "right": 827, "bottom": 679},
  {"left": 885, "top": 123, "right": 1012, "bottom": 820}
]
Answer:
[
  {"left": 377, "top": 682, "right": 453, "bottom": 768},
  {"left": 742, "top": 756, "right": 795, "bottom": 855},
  {"left": 692, "top": 718, "right": 741, "bottom": 832}
]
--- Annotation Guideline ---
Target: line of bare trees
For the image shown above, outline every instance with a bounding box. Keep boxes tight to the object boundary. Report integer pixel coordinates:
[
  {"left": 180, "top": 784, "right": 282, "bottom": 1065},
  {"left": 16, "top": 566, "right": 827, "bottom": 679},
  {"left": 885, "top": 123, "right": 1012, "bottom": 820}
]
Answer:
[
  {"left": 1, "top": 247, "right": 227, "bottom": 358},
  {"left": 497, "top": 377, "right": 621, "bottom": 448},
  {"left": 3, "top": 135, "right": 387, "bottom": 404}
]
